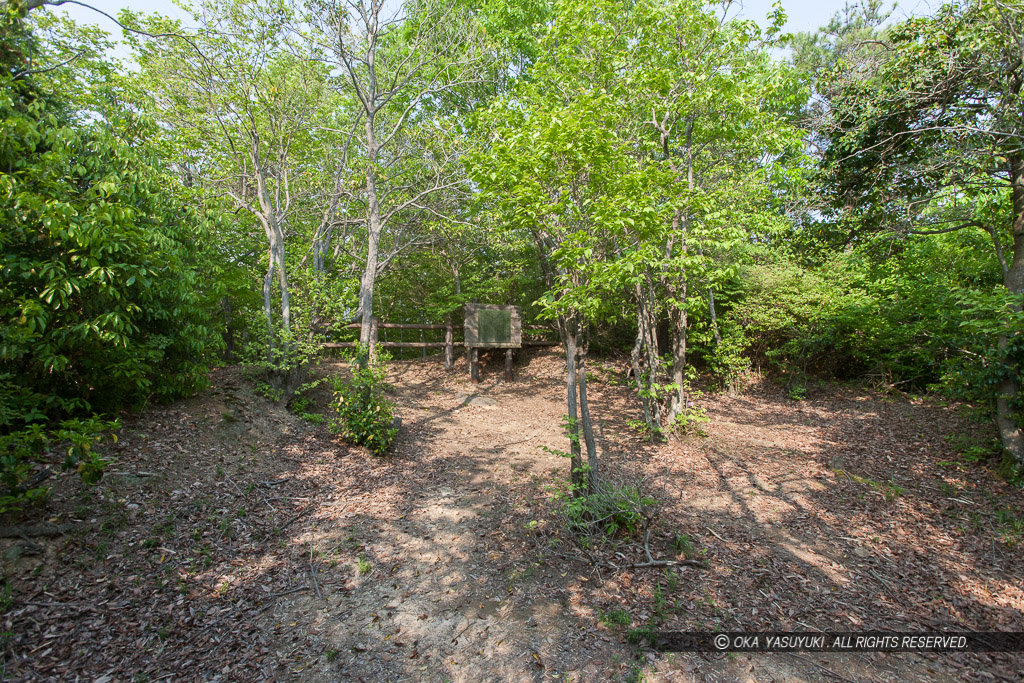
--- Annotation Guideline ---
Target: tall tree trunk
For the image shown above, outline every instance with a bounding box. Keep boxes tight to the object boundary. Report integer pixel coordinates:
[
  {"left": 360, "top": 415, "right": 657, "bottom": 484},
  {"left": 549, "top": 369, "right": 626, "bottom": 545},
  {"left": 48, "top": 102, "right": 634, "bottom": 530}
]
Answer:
[
  {"left": 262, "top": 253, "right": 275, "bottom": 357},
  {"left": 664, "top": 208, "right": 688, "bottom": 428},
  {"left": 255, "top": 167, "right": 291, "bottom": 337},
  {"left": 563, "top": 324, "right": 584, "bottom": 493},
  {"left": 576, "top": 331, "right": 598, "bottom": 494},
  {"left": 708, "top": 288, "right": 722, "bottom": 344},
  {"left": 996, "top": 154, "right": 1024, "bottom": 466},
  {"left": 272, "top": 227, "right": 290, "bottom": 334},
  {"left": 358, "top": 116, "right": 382, "bottom": 354},
  {"left": 641, "top": 272, "right": 662, "bottom": 426},
  {"left": 664, "top": 123, "right": 694, "bottom": 431},
  {"left": 631, "top": 298, "right": 654, "bottom": 430},
  {"left": 664, "top": 292, "right": 688, "bottom": 426}
]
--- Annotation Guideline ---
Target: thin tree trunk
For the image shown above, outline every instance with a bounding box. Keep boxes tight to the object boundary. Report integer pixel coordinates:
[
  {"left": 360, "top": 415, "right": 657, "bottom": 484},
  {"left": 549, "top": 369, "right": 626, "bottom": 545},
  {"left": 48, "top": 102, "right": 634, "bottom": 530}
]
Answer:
[
  {"left": 358, "top": 116, "right": 382, "bottom": 356},
  {"left": 576, "top": 333, "right": 598, "bottom": 494},
  {"left": 272, "top": 230, "right": 290, "bottom": 334},
  {"left": 665, "top": 295, "right": 688, "bottom": 427},
  {"left": 664, "top": 123, "right": 694, "bottom": 430},
  {"left": 641, "top": 272, "right": 662, "bottom": 426},
  {"left": 563, "top": 324, "right": 584, "bottom": 493},
  {"left": 262, "top": 254, "right": 275, "bottom": 358},
  {"left": 255, "top": 166, "right": 291, "bottom": 338},
  {"left": 708, "top": 288, "right": 722, "bottom": 344},
  {"left": 445, "top": 315, "right": 454, "bottom": 369},
  {"left": 630, "top": 299, "right": 654, "bottom": 430},
  {"left": 664, "top": 208, "right": 688, "bottom": 428},
  {"left": 996, "top": 154, "right": 1024, "bottom": 466}
]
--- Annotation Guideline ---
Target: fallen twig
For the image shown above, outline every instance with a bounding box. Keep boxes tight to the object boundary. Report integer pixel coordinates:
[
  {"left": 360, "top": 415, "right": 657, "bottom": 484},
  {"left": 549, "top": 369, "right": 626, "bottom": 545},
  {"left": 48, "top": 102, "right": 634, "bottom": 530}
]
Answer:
[
  {"left": 267, "top": 586, "right": 311, "bottom": 600},
  {"left": 0, "top": 523, "right": 79, "bottom": 538},
  {"left": 223, "top": 473, "right": 246, "bottom": 497},
  {"left": 309, "top": 540, "right": 323, "bottom": 600},
  {"left": 603, "top": 559, "right": 707, "bottom": 571},
  {"left": 278, "top": 507, "right": 312, "bottom": 531},
  {"left": 16, "top": 600, "right": 99, "bottom": 612}
]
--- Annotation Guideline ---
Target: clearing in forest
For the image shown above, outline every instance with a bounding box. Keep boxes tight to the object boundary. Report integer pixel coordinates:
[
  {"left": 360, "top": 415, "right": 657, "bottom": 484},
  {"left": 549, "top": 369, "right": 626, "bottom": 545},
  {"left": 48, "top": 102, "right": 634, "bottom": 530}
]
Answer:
[{"left": 1, "top": 349, "right": 1022, "bottom": 681}]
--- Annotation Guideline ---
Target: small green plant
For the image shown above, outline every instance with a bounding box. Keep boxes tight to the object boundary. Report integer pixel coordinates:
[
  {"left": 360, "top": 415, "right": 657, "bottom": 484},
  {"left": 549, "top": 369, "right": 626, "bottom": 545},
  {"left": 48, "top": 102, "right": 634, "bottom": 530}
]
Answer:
[
  {"left": 625, "top": 663, "right": 646, "bottom": 683},
  {"left": 288, "top": 376, "right": 332, "bottom": 424},
  {"left": 625, "top": 624, "right": 658, "bottom": 647},
  {"left": 252, "top": 380, "right": 285, "bottom": 403},
  {"left": 325, "top": 648, "right": 339, "bottom": 662},
  {"left": 946, "top": 433, "right": 1000, "bottom": 464},
  {"left": 559, "top": 482, "right": 656, "bottom": 538},
  {"left": 0, "top": 417, "right": 117, "bottom": 513},
  {"left": 665, "top": 568, "right": 680, "bottom": 593},
  {"left": 669, "top": 368, "right": 711, "bottom": 437},
  {"left": 995, "top": 508, "right": 1023, "bottom": 546},
  {"left": 652, "top": 584, "right": 669, "bottom": 620},
  {"left": 672, "top": 533, "right": 695, "bottom": 558},
  {"left": 357, "top": 554, "right": 372, "bottom": 575},
  {"left": 671, "top": 402, "right": 709, "bottom": 436},
  {"left": 599, "top": 608, "right": 631, "bottom": 629},
  {"left": 788, "top": 385, "right": 807, "bottom": 401},
  {"left": 329, "top": 351, "right": 398, "bottom": 455},
  {"left": 625, "top": 419, "right": 663, "bottom": 442},
  {"left": 289, "top": 394, "right": 326, "bottom": 424},
  {"left": 0, "top": 581, "right": 12, "bottom": 614}
]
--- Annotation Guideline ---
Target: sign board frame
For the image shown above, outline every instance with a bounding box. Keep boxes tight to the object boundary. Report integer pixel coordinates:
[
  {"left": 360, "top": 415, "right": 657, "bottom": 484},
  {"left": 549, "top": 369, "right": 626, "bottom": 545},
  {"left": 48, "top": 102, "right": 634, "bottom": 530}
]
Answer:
[{"left": 464, "top": 304, "right": 522, "bottom": 349}]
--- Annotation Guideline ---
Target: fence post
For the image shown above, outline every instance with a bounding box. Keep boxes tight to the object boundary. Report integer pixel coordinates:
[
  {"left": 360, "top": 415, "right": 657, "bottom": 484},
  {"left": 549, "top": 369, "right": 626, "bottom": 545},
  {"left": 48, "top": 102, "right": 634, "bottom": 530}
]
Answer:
[
  {"left": 471, "top": 347, "right": 479, "bottom": 384},
  {"left": 420, "top": 314, "right": 427, "bottom": 358},
  {"left": 445, "top": 316, "right": 454, "bottom": 369},
  {"left": 370, "top": 316, "right": 379, "bottom": 364},
  {"left": 505, "top": 348, "right": 513, "bottom": 382}
]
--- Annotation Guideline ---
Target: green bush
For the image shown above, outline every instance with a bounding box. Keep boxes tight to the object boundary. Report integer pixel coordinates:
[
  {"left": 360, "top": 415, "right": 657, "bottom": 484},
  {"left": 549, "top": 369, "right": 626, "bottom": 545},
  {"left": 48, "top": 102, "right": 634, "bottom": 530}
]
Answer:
[
  {"left": 0, "top": 54, "right": 223, "bottom": 426},
  {"left": 561, "top": 482, "right": 656, "bottom": 538},
  {"left": 0, "top": 16, "right": 227, "bottom": 513},
  {"left": 329, "top": 358, "right": 398, "bottom": 455},
  {"left": 0, "top": 416, "right": 117, "bottom": 514},
  {"left": 242, "top": 323, "right": 321, "bottom": 403}
]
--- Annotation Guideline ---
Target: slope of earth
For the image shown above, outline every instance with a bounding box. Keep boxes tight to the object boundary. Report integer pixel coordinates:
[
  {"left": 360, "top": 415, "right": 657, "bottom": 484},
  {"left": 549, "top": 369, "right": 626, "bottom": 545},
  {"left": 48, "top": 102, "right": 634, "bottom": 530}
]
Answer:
[{"left": 1, "top": 349, "right": 1021, "bottom": 682}]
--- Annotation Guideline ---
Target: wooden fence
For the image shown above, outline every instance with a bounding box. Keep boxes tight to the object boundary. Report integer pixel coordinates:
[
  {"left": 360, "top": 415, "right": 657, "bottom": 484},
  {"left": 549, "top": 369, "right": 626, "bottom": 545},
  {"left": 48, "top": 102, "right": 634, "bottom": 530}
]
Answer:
[{"left": 323, "top": 319, "right": 558, "bottom": 362}]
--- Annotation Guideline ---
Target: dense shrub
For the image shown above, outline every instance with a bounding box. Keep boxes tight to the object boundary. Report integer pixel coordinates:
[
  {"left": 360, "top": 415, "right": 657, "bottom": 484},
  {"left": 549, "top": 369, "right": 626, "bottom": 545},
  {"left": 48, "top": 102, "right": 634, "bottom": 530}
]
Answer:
[
  {"left": 0, "top": 15, "right": 225, "bottom": 509},
  {"left": 719, "top": 231, "right": 1021, "bottom": 412},
  {"left": 329, "top": 360, "right": 398, "bottom": 455},
  {"left": 0, "top": 79, "right": 224, "bottom": 427},
  {"left": 0, "top": 416, "right": 116, "bottom": 514}
]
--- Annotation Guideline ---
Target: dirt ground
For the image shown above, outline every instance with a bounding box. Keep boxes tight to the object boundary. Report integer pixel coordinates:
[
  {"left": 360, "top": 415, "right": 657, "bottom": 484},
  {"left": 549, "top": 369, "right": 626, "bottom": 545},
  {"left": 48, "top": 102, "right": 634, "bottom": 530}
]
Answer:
[{"left": 1, "top": 348, "right": 1022, "bottom": 681}]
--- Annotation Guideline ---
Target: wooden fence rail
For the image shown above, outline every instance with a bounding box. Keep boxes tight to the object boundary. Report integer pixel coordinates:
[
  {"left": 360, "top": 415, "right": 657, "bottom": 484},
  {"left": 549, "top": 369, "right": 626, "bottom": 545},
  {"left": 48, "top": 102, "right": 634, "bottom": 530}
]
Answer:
[
  {"left": 327, "top": 318, "right": 559, "bottom": 375},
  {"left": 323, "top": 340, "right": 558, "bottom": 349},
  {"left": 341, "top": 322, "right": 554, "bottom": 331}
]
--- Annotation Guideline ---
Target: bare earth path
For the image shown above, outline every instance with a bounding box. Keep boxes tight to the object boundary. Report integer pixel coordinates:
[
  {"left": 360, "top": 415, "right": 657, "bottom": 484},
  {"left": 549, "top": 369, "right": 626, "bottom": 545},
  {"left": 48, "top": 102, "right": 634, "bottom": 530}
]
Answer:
[
  {"left": 2, "top": 349, "right": 1022, "bottom": 681},
  {"left": 278, "top": 351, "right": 637, "bottom": 681}
]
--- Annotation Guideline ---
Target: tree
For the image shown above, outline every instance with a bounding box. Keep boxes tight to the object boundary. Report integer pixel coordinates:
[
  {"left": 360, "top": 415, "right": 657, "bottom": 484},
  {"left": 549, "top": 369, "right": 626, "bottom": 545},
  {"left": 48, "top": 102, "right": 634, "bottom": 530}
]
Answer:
[
  {"left": 305, "top": 0, "right": 489, "bottom": 355},
  {"left": 127, "top": 0, "right": 330, "bottom": 385},
  {"left": 817, "top": 0, "right": 1024, "bottom": 466},
  {"left": 1, "top": 6, "right": 223, "bottom": 423},
  {"left": 0, "top": 7, "right": 225, "bottom": 503},
  {"left": 579, "top": 0, "right": 801, "bottom": 433},
  {"left": 473, "top": 0, "right": 658, "bottom": 492}
]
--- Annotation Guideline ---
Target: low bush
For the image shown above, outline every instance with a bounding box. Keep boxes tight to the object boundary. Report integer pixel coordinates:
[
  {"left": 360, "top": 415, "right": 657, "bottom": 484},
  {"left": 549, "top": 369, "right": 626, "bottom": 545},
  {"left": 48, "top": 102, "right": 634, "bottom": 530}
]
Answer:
[
  {"left": 0, "top": 416, "right": 117, "bottom": 514},
  {"left": 561, "top": 482, "right": 657, "bottom": 538},
  {"left": 329, "top": 358, "right": 397, "bottom": 455}
]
